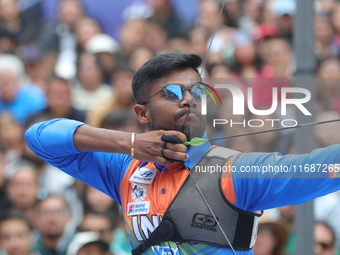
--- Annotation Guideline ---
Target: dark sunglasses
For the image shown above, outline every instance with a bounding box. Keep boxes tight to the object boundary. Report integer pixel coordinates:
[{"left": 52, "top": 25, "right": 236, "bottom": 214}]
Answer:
[
  {"left": 140, "top": 83, "right": 210, "bottom": 105},
  {"left": 316, "top": 242, "right": 334, "bottom": 251}
]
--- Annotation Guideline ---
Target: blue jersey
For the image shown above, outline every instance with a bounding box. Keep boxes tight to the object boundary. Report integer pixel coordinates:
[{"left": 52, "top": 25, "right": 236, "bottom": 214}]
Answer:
[{"left": 25, "top": 119, "right": 340, "bottom": 255}]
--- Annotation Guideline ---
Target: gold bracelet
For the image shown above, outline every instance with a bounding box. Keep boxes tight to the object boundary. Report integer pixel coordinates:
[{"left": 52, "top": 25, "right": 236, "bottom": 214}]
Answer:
[{"left": 131, "top": 133, "right": 135, "bottom": 158}]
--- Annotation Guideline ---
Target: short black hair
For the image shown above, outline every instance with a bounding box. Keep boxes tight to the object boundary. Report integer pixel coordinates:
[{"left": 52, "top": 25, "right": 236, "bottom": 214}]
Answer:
[
  {"left": 35, "top": 194, "right": 71, "bottom": 213},
  {"left": 132, "top": 53, "right": 202, "bottom": 104},
  {"left": 0, "top": 210, "right": 32, "bottom": 231},
  {"left": 80, "top": 210, "right": 117, "bottom": 230}
]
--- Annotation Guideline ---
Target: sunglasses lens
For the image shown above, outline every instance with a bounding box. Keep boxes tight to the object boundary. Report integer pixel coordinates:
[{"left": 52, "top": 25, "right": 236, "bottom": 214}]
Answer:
[
  {"left": 164, "top": 85, "right": 184, "bottom": 102},
  {"left": 191, "top": 84, "right": 210, "bottom": 101}
]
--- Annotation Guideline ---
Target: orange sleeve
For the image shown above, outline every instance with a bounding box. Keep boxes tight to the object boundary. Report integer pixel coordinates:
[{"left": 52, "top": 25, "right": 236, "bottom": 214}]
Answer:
[{"left": 220, "top": 154, "right": 240, "bottom": 205}]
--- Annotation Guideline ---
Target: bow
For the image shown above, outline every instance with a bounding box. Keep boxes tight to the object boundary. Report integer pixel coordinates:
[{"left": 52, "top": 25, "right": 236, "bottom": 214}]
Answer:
[{"left": 182, "top": 1, "right": 240, "bottom": 254}]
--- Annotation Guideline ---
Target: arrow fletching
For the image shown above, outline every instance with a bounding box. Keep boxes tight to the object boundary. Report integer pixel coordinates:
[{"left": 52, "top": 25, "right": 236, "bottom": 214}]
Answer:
[{"left": 183, "top": 137, "right": 208, "bottom": 146}]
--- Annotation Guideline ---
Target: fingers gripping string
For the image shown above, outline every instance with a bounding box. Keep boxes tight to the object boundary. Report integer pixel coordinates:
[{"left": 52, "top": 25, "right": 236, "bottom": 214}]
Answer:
[
  {"left": 161, "top": 135, "right": 183, "bottom": 162},
  {"left": 161, "top": 141, "right": 168, "bottom": 158}
]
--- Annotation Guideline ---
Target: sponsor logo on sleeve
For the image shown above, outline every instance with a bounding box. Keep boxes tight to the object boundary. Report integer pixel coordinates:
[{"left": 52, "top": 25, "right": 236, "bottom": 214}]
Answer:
[
  {"left": 129, "top": 167, "right": 157, "bottom": 184},
  {"left": 127, "top": 201, "right": 150, "bottom": 216}
]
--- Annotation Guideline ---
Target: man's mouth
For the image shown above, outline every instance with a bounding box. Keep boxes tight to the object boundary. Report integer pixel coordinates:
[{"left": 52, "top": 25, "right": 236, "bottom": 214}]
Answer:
[{"left": 176, "top": 110, "right": 201, "bottom": 119}]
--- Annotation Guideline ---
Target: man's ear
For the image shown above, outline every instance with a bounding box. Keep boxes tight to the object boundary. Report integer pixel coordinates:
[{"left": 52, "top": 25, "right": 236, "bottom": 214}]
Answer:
[{"left": 134, "top": 104, "right": 150, "bottom": 125}]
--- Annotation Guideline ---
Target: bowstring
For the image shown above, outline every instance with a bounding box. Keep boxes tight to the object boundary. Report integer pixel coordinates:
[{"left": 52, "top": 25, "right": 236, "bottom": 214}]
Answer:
[
  {"left": 184, "top": 1, "right": 238, "bottom": 254},
  {"left": 183, "top": 164, "right": 238, "bottom": 255}
]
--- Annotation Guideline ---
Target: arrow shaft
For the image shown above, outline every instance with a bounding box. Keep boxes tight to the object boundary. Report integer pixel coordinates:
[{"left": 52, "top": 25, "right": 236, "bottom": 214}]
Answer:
[{"left": 206, "top": 118, "right": 340, "bottom": 142}]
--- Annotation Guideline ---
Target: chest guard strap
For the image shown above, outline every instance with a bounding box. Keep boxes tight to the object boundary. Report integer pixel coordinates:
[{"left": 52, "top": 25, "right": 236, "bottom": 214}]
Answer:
[{"left": 132, "top": 147, "right": 261, "bottom": 255}]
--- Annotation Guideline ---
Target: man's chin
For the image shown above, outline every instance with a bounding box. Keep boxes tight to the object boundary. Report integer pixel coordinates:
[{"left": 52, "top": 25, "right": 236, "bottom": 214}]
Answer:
[{"left": 175, "top": 122, "right": 206, "bottom": 141}]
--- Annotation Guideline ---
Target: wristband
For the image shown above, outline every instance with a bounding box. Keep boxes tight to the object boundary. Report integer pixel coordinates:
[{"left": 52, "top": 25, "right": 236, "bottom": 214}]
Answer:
[{"left": 131, "top": 133, "right": 135, "bottom": 157}]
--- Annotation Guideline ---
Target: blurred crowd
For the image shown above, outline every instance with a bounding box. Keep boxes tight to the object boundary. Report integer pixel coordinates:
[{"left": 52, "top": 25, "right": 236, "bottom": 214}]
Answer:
[{"left": 0, "top": 0, "right": 340, "bottom": 255}]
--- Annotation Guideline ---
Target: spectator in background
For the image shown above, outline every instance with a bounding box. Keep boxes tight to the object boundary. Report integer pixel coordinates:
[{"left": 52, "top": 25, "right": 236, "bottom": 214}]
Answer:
[
  {"left": 79, "top": 211, "right": 130, "bottom": 255},
  {"left": 72, "top": 52, "right": 112, "bottom": 112},
  {"left": 277, "top": 199, "right": 340, "bottom": 255},
  {"left": 29, "top": 76, "right": 86, "bottom": 123},
  {"left": 314, "top": 222, "right": 337, "bottom": 255},
  {"left": 18, "top": 44, "right": 47, "bottom": 89},
  {"left": 82, "top": 185, "right": 118, "bottom": 214},
  {"left": 0, "top": 54, "right": 46, "bottom": 124},
  {"left": 32, "top": 195, "right": 74, "bottom": 255},
  {"left": 117, "top": 18, "right": 148, "bottom": 66},
  {"left": 316, "top": 57, "right": 340, "bottom": 114},
  {"left": 144, "top": 20, "right": 167, "bottom": 54},
  {"left": 316, "top": 0, "right": 336, "bottom": 15},
  {"left": 0, "top": 0, "right": 56, "bottom": 54},
  {"left": 259, "top": 37, "right": 293, "bottom": 78},
  {"left": 197, "top": 0, "right": 225, "bottom": 36},
  {"left": 86, "top": 68, "right": 134, "bottom": 128},
  {"left": 231, "top": 39, "right": 262, "bottom": 78},
  {"left": 54, "top": 0, "right": 86, "bottom": 80},
  {"left": 260, "top": 1, "right": 276, "bottom": 25},
  {"left": 56, "top": 16, "right": 101, "bottom": 80},
  {"left": 57, "top": 0, "right": 85, "bottom": 43},
  {"left": 0, "top": 113, "right": 24, "bottom": 163},
  {"left": 66, "top": 231, "right": 111, "bottom": 255},
  {"left": 330, "top": 2, "right": 340, "bottom": 57},
  {"left": 85, "top": 33, "right": 120, "bottom": 85},
  {"left": 238, "top": 0, "right": 263, "bottom": 35},
  {"left": 314, "top": 14, "right": 336, "bottom": 60},
  {"left": 5, "top": 164, "right": 40, "bottom": 219},
  {"left": 147, "top": 0, "right": 191, "bottom": 39},
  {"left": 74, "top": 17, "right": 101, "bottom": 55},
  {"left": 129, "top": 45, "right": 155, "bottom": 72},
  {"left": 252, "top": 23, "right": 280, "bottom": 74},
  {"left": 277, "top": 205, "right": 295, "bottom": 255},
  {"left": 188, "top": 27, "right": 208, "bottom": 58},
  {"left": 0, "top": 28, "right": 16, "bottom": 54},
  {"left": 0, "top": 142, "right": 9, "bottom": 210},
  {"left": 207, "top": 62, "right": 234, "bottom": 79},
  {"left": 165, "top": 35, "right": 191, "bottom": 54},
  {"left": 0, "top": 210, "right": 40, "bottom": 255},
  {"left": 254, "top": 213, "right": 288, "bottom": 255},
  {"left": 79, "top": 211, "right": 116, "bottom": 248},
  {"left": 271, "top": 0, "right": 295, "bottom": 44}
]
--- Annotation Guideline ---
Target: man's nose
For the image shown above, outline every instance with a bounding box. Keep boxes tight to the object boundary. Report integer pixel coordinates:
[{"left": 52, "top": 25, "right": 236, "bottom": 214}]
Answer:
[{"left": 179, "top": 89, "right": 192, "bottom": 107}]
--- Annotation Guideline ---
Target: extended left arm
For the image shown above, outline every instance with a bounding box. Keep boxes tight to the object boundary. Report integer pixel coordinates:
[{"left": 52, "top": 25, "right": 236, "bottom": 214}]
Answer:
[{"left": 231, "top": 144, "right": 340, "bottom": 211}]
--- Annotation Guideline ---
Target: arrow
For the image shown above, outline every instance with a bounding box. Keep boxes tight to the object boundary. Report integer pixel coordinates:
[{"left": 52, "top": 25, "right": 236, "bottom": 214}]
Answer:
[{"left": 183, "top": 118, "right": 340, "bottom": 146}]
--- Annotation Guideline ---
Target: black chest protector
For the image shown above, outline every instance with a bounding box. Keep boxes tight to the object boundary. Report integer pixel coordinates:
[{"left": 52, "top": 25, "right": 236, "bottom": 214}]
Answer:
[{"left": 132, "top": 147, "right": 262, "bottom": 255}]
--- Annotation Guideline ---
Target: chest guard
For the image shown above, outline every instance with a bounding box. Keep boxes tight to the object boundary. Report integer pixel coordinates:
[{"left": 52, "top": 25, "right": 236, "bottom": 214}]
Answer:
[{"left": 132, "top": 147, "right": 262, "bottom": 255}]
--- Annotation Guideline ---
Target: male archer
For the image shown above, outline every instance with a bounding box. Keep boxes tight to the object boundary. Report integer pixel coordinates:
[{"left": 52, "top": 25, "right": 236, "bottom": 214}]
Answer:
[{"left": 26, "top": 53, "right": 340, "bottom": 255}]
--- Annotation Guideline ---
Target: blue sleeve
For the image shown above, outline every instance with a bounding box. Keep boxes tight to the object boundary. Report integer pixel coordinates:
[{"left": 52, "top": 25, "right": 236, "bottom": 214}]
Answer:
[
  {"left": 232, "top": 144, "right": 340, "bottom": 211},
  {"left": 25, "top": 118, "right": 131, "bottom": 206}
]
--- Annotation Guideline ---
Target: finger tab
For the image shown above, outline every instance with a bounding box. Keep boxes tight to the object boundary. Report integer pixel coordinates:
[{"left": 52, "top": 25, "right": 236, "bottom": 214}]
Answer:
[{"left": 161, "top": 135, "right": 181, "bottom": 143}]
